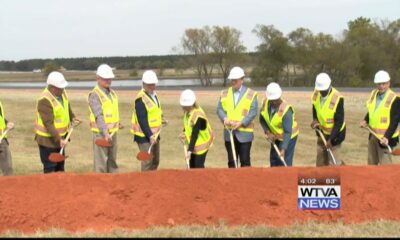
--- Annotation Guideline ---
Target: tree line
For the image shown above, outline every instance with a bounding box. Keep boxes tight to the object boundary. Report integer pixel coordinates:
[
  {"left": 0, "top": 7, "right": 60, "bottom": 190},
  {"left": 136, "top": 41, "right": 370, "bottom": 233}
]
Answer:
[{"left": 1, "top": 17, "right": 399, "bottom": 87}]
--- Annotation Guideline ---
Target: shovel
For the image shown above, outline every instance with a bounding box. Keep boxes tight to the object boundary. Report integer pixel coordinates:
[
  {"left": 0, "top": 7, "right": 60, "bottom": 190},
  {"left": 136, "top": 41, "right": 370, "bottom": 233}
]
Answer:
[
  {"left": 178, "top": 137, "right": 190, "bottom": 169},
  {"left": 136, "top": 129, "right": 162, "bottom": 161},
  {"left": 225, "top": 127, "right": 238, "bottom": 168},
  {"left": 48, "top": 121, "right": 81, "bottom": 163},
  {"left": 95, "top": 131, "right": 116, "bottom": 147},
  {"left": 314, "top": 127, "right": 338, "bottom": 165},
  {"left": 265, "top": 136, "right": 287, "bottom": 167},
  {"left": 363, "top": 126, "right": 400, "bottom": 155},
  {"left": 0, "top": 126, "right": 14, "bottom": 143}
]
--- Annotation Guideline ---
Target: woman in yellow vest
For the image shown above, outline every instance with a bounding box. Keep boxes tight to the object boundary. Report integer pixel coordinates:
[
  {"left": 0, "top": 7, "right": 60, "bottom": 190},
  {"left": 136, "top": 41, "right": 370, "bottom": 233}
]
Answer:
[
  {"left": 311, "top": 73, "right": 346, "bottom": 166},
  {"left": 179, "top": 89, "right": 214, "bottom": 168},
  {"left": 360, "top": 70, "right": 400, "bottom": 165},
  {"left": 35, "top": 71, "right": 79, "bottom": 173},
  {"left": 260, "top": 83, "right": 299, "bottom": 167},
  {"left": 0, "top": 100, "right": 14, "bottom": 176}
]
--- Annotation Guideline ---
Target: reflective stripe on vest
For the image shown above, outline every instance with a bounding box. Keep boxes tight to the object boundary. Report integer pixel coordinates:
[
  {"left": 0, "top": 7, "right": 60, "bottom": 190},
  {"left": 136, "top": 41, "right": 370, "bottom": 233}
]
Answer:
[
  {"left": 260, "top": 99, "right": 299, "bottom": 141},
  {"left": 366, "top": 89, "right": 399, "bottom": 139},
  {"left": 130, "top": 89, "right": 162, "bottom": 137},
  {"left": 219, "top": 87, "right": 257, "bottom": 133},
  {"left": 88, "top": 85, "right": 120, "bottom": 134},
  {"left": 311, "top": 87, "right": 346, "bottom": 135},
  {"left": 184, "top": 107, "right": 214, "bottom": 155},
  {"left": 35, "top": 88, "right": 70, "bottom": 137},
  {"left": 0, "top": 101, "right": 7, "bottom": 138}
]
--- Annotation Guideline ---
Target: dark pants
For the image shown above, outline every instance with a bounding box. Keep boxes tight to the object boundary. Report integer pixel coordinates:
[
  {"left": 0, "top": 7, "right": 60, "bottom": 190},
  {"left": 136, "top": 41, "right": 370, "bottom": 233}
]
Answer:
[
  {"left": 224, "top": 135, "right": 252, "bottom": 168},
  {"left": 189, "top": 151, "right": 207, "bottom": 168},
  {"left": 270, "top": 136, "right": 297, "bottom": 167},
  {"left": 38, "top": 145, "right": 65, "bottom": 173}
]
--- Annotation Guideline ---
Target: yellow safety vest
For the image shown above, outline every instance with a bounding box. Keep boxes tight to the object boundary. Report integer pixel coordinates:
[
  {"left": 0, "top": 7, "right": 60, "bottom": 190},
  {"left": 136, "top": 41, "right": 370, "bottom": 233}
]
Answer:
[
  {"left": 219, "top": 87, "right": 257, "bottom": 133},
  {"left": 366, "top": 88, "right": 399, "bottom": 139},
  {"left": 35, "top": 88, "right": 70, "bottom": 137},
  {"left": 88, "top": 85, "right": 120, "bottom": 134},
  {"left": 131, "top": 89, "right": 162, "bottom": 137},
  {"left": 260, "top": 99, "right": 299, "bottom": 141},
  {"left": 184, "top": 106, "right": 214, "bottom": 155},
  {"left": 0, "top": 101, "right": 7, "bottom": 138},
  {"left": 311, "top": 87, "right": 346, "bottom": 135}
]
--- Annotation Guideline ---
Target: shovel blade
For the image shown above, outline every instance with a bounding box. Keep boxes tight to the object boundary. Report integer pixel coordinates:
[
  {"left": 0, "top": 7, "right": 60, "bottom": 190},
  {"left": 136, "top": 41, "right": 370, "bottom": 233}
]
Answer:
[
  {"left": 136, "top": 151, "right": 153, "bottom": 161},
  {"left": 393, "top": 148, "right": 400, "bottom": 156},
  {"left": 48, "top": 153, "right": 65, "bottom": 163},
  {"left": 95, "top": 139, "right": 112, "bottom": 147}
]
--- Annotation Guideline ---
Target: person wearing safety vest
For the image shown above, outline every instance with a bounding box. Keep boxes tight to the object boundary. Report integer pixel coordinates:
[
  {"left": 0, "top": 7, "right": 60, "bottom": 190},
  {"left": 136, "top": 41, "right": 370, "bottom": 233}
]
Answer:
[
  {"left": 179, "top": 89, "right": 214, "bottom": 168},
  {"left": 311, "top": 73, "right": 346, "bottom": 166},
  {"left": 260, "top": 83, "right": 298, "bottom": 167},
  {"left": 88, "top": 64, "right": 121, "bottom": 173},
  {"left": 131, "top": 70, "right": 168, "bottom": 171},
  {"left": 217, "top": 66, "right": 258, "bottom": 168},
  {"left": 35, "top": 71, "right": 80, "bottom": 173},
  {"left": 360, "top": 70, "right": 400, "bottom": 165},
  {"left": 0, "top": 100, "right": 14, "bottom": 176}
]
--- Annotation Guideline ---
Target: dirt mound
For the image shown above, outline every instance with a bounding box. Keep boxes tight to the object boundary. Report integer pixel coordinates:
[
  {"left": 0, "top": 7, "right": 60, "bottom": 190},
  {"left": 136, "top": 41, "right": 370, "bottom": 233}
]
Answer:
[{"left": 0, "top": 165, "right": 399, "bottom": 234}]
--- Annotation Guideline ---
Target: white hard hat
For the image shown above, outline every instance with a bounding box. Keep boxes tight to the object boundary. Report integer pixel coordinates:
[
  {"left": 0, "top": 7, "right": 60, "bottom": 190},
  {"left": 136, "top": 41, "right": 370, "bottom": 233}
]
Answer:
[
  {"left": 142, "top": 70, "right": 159, "bottom": 84},
  {"left": 374, "top": 70, "right": 390, "bottom": 83},
  {"left": 47, "top": 71, "right": 68, "bottom": 89},
  {"left": 266, "top": 82, "right": 282, "bottom": 100},
  {"left": 180, "top": 89, "right": 196, "bottom": 106},
  {"left": 227, "top": 66, "right": 245, "bottom": 80},
  {"left": 96, "top": 64, "right": 115, "bottom": 79},
  {"left": 315, "top": 73, "right": 331, "bottom": 91}
]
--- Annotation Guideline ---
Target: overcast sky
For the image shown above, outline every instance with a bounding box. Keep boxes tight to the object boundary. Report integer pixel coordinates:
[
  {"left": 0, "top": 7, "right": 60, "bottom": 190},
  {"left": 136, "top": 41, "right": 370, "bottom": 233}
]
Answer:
[{"left": 0, "top": 0, "right": 398, "bottom": 61}]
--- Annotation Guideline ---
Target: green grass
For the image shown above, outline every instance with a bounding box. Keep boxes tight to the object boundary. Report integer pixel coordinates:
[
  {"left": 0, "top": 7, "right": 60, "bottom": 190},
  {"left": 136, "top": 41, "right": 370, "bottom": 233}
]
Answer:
[
  {"left": 2, "top": 89, "right": 399, "bottom": 176},
  {"left": 1, "top": 220, "right": 399, "bottom": 237}
]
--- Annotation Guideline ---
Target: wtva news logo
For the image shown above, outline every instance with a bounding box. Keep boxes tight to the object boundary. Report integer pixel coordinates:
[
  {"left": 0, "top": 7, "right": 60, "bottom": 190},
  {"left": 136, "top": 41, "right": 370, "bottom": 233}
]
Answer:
[{"left": 298, "top": 175, "right": 341, "bottom": 210}]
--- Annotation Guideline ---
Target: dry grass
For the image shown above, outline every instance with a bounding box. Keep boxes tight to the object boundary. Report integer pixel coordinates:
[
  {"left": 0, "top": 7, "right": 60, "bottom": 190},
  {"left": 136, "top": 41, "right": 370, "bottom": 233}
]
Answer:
[
  {"left": 1, "top": 88, "right": 398, "bottom": 176},
  {"left": 1, "top": 220, "right": 399, "bottom": 237}
]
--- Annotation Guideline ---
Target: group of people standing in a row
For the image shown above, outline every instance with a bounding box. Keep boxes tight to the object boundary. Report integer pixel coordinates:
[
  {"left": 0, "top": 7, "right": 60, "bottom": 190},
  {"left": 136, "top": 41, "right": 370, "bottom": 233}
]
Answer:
[{"left": 0, "top": 64, "right": 398, "bottom": 175}]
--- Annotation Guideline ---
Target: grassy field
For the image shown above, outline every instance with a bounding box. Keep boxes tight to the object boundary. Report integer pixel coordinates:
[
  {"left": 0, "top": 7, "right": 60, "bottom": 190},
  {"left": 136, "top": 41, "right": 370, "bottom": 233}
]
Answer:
[
  {"left": 1, "top": 220, "right": 399, "bottom": 237},
  {"left": 2, "top": 88, "right": 398, "bottom": 176}
]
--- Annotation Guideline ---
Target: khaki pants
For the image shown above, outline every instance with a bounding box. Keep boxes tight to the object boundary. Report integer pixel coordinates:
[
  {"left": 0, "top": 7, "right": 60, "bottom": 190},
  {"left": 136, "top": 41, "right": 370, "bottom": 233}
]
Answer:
[
  {"left": 93, "top": 133, "right": 118, "bottom": 173},
  {"left": 316, "top": 137, "right": 344, "bottom": 166},
  {"left": 368, "top": 136, "right": 392, "bottom": 165},
  {"left": 138, "top": 142, "right": 160, "bottom": 172},
  {"left": 0, "top": 139, "right": 12, "bottom": 176}
]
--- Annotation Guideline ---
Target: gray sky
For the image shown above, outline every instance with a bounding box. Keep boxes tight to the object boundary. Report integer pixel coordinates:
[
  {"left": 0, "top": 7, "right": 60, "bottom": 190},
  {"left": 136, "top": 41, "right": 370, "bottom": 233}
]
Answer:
[{"left": 0, "top": 0, "right": 398, "bottom": 61}]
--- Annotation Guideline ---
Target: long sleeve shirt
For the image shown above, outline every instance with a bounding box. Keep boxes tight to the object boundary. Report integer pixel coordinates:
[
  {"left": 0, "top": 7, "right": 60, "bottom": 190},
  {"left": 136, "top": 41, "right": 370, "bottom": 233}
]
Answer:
[
  {"left": 364, "top": 95, "right": 400, "bottom": 146},
  {"left": 35, "top": 97, "right": 76, "bottom": 148},
  {"left": 259, "top": 104, "right": 293, "bottom": 150},
  {"left": 88, "top": 86, "right": 113, "bottom": 136},
  {"left": 187, "top": 117, "right": 207, "bottom": 152},
  {"left": 133, "top": 92, "right": 161, "bottom": 144},
  {"left": 312, "top": 98, "right": 345, "bottom": 145}
]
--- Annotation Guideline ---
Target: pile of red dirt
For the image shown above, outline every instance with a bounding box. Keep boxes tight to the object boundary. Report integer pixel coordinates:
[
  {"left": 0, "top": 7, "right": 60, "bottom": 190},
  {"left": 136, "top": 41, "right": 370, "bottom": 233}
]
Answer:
[{"left": 0, "top": 165, "right": 399, "bottom": 234}]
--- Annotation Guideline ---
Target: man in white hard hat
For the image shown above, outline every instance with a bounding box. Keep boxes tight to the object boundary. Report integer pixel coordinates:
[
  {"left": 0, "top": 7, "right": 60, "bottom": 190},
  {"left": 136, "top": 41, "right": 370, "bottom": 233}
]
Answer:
[
  {"left": 260, "top": 82, "right": 298, "bottom": 167},
  {"left": 179, "top": 89, "right": 214, "bottom": 168},
  {"left": 311, "top": 73, "right": 346, "bottom": 166},
  {"left": 360, "top": 70, "right": 400, "bottom": 165},
  {"left": 0, "top": 98, "right": 15, "bottom": 176},
  {"left": 217, "top": 66, "right": 258, "bottom": 168},
  {"left": 131, "top": 70, "right": 167, "bottom": 171},
  {"left": 88, "top": 64, "right": 121, "bottom": 173},
  {"left": 35, "top": 71, "right": 80, "bottom": 173}
]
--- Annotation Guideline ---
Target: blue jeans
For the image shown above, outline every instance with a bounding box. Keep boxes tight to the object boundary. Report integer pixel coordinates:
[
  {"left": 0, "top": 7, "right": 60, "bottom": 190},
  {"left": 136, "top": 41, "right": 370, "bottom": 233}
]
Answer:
[
  {"left": 270, "top": 136, "right": 297, "bottom": 167},
  {"left": 38, "top": 145, "right": 65, "bottom": 173}
]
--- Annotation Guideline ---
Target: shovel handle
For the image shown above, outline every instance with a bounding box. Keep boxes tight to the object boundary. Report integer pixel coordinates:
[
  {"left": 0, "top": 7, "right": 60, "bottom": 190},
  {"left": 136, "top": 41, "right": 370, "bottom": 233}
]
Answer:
[
  {"left": 0, "top": 128, "right": 12, "bottom": 143},
  {"left": 226, "top": 128, "right": 238, "bottom": 168},
  {"left": 267, "top": 137, "right": 287, "bottom": 167},
  {"left": 147, "top": 129, "right": 162, "bottom": 154},
  {"left": 364, "top": 126, "right": 392, "bottom": 153},
  {"left": 314, "top": 128, "right": 337, "bottom": 165}
]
